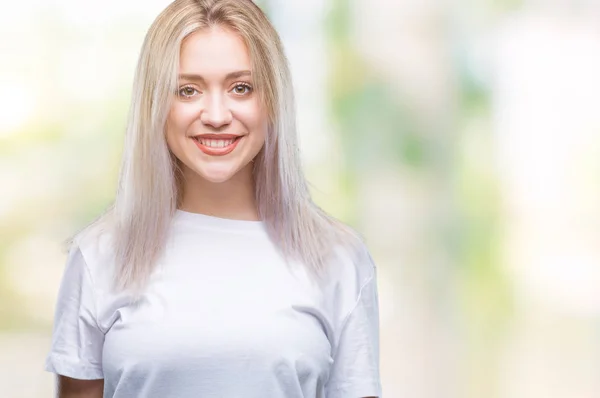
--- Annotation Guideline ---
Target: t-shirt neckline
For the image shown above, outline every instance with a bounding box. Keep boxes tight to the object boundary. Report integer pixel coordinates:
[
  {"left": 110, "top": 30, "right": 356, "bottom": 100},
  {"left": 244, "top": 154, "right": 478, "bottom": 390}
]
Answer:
[{"left": 174, "top": 209, "right": 266, "bottom": 232}]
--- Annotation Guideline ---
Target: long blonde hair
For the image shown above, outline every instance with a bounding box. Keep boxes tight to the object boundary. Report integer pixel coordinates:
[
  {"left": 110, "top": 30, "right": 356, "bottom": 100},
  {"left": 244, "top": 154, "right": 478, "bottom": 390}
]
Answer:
[{"left": 69, "top": 0, "right": 363, "bottom": 295}]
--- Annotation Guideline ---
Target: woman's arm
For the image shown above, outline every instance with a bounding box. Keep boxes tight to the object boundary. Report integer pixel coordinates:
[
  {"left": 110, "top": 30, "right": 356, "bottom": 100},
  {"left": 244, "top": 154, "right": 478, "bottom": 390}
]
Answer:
[{"left": 57, "top": 376, "right": 103, "bottom": 398}]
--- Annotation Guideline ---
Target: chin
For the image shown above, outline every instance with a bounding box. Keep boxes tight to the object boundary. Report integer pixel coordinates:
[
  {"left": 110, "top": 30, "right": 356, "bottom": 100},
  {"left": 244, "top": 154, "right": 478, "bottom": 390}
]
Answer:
[
  {"left": 193, "top": 165, "right": 239, "bottom": 184},
  {"left": 200, "top": 174, "right": 235, "bottom": 184}
]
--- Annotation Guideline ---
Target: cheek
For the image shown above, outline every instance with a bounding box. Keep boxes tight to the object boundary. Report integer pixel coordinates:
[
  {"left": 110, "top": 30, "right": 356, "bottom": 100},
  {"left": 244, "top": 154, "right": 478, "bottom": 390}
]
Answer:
[
  {"left": 166, "top": 109, "right": 190, "bottom": 153},
  {"left": 234, "top": 102, "right": 268, "bottom": 140},
  {"left": 168, "top": 104, "right": 199, "bottom": 133}
]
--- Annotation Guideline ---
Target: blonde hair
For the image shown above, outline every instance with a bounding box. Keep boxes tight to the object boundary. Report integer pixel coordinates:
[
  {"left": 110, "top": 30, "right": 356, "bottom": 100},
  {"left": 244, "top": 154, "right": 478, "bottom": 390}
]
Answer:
[{"left": 69, "top": 0, "right": 363, "bottom": 295}]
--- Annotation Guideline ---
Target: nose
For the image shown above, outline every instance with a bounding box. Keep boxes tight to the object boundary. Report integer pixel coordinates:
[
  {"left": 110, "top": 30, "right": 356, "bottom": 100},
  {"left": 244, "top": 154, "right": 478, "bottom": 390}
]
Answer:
[{"left": 200, "top": 92, "right": 232, "bottom": 128}]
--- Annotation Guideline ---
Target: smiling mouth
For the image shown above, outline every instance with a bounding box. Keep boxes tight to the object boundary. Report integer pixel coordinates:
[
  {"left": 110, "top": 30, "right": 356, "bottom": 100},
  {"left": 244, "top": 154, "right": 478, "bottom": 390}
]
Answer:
[
  {"left": 191, "top": 135, "right": 242, "bottom": 156},
  {"left": 192, "top": 136, "right": 240, "bottom": 148}
]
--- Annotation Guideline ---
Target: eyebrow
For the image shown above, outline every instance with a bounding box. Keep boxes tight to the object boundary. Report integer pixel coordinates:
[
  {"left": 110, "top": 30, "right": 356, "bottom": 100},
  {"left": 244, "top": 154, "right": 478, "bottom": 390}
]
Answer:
[{"left": 178, "top": 70, "right": 252, "bottom": 82}]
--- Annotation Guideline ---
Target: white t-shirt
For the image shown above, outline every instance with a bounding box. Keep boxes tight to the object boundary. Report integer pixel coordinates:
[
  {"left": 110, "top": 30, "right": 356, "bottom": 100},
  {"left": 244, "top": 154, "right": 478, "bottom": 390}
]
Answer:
[{"left": 45, "top": 209, "right": 381, "bottom": 398}]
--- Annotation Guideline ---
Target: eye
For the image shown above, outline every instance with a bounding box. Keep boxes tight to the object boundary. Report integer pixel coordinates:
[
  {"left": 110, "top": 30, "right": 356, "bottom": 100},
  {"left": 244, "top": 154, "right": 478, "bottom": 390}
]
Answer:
[
  {"left": 231, "top": 82, "right": 253, "bottom": 96},
  {"left": 178, "top": 86, "right": 199, "bottom": 99}
]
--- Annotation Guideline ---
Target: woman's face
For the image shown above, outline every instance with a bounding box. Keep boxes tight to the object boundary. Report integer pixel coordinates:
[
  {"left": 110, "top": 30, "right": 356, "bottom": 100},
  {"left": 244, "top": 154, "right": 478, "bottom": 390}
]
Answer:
[{"left": 166, "top": 26, "right": 268, "bottom": 184}]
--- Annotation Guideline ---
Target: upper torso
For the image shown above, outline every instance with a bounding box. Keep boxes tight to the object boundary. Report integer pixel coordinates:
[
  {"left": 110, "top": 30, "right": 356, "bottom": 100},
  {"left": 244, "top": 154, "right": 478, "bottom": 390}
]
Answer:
[{"left": 45, "top": 209, "right": 380, "bottom": 398}]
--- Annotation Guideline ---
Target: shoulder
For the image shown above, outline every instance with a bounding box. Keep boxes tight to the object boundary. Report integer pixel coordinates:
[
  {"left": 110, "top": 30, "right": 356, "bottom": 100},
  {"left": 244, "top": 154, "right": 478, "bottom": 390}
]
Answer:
[
  {"left": 327, "top": 240, "right": 377, "bottom": 291},
  {"left": 322, "top": 240, "right": 377, "bottom": 316},
  {"left": 70, "top": 224, "right": 117, "bottom": 289},
  {"left": 67, "top": 224, "right": 131, "bottom": 332},
  {"left": 318, "top": 215, "right": 377, "bottom": 292}
]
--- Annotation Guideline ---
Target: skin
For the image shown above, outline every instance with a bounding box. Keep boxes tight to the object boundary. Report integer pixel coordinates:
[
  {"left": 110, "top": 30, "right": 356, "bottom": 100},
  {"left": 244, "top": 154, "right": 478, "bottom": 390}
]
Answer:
[{"left": 56, "top": 376, "right": 103, "bottom": 397}]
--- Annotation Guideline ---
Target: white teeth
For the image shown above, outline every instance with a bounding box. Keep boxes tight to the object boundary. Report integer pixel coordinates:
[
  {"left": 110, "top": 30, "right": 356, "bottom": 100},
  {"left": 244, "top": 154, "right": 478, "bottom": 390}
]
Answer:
[{"left": 197, "top": 138, "right": 235, "bottom": 148}]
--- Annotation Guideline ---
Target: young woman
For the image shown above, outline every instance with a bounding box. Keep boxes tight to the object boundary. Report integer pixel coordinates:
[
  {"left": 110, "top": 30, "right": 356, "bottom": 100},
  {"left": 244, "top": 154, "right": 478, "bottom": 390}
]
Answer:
[{"left": 45, "top": 0, "right": 382, "bottom": 397}]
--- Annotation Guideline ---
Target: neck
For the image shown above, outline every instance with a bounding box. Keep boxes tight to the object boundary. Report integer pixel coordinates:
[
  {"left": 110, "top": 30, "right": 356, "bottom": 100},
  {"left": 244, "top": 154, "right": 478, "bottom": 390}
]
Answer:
[{"left": 178, "top": 163, "right": 259, "bottom": 221}]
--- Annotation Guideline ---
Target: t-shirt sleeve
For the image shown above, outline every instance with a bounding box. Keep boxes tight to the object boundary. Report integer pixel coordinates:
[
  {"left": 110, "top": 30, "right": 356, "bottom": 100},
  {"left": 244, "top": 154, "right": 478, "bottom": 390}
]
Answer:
[
  {"left": 44, "top": 243, "right": 104, "bottom": 380},
  {"left": 326, "top": 257, "right": 382, "bottom": 398}
]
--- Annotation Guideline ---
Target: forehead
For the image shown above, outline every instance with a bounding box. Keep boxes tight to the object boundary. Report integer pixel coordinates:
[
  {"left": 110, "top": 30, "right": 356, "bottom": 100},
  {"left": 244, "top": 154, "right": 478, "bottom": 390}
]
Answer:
[{"left": 179, "top": 26, "right": 251, "bottom": 75}]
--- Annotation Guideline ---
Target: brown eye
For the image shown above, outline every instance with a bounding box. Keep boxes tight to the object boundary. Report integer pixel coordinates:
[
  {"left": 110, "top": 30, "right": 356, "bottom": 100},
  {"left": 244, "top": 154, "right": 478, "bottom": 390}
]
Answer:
[
  {"left": 179, "top": 86, "right": 199, "bottom": 98},
  {"left": 231, "top": 83, "right": 253, "bottom": 96}
]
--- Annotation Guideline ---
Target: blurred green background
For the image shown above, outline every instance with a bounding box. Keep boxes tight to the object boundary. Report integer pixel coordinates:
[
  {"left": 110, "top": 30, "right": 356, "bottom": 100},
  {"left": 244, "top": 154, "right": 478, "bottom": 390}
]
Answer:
[{"left": 2, "top": 0, "right": 600, "bottom": 396}]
